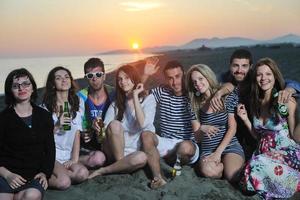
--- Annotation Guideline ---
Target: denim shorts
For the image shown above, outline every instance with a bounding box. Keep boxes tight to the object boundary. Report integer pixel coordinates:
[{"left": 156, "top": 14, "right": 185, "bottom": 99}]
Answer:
[
  {"left": 200, "top": 141, "right": 245, "bottom": 159},
  {"left": 0, "top": 177, "right": 45, "bottom": 195}
]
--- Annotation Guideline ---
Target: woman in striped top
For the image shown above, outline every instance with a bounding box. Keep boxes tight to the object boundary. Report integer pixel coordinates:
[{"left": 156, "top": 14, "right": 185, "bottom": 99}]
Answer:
[{"left": 186, "top": 64, "right": 244, "bottom": 182}]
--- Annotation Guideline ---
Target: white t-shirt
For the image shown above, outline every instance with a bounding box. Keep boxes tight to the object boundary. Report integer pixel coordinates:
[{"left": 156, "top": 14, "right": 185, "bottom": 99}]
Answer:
[
  {"left": 53, "top": 110, "right": 82, "bottom": 163},
  {"left": 104, "top": 94, "right": 156, "bottom": 155}
]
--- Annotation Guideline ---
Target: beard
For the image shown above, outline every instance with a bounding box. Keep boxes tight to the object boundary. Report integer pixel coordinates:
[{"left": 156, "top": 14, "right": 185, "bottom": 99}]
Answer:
[{"left": 90, "top": 82, "right": 104, "bottom": 91}]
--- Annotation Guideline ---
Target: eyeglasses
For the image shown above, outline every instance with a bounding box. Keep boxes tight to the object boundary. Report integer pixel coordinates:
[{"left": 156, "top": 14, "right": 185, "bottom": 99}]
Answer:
[
  {"left": 85, "top": 72, "right": 104, "bottom": 79},
  {"left": 12, "top": 81, "right": 32, "bottom": 90}
]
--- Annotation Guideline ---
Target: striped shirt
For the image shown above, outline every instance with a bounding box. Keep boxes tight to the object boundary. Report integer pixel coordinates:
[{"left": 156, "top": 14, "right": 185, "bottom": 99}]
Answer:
[
  {"left": 151, "top": 86, "right": 196, "bottom": 141},
  {"left": 199, "top": 91, "right": 242, "bottom": 156}
]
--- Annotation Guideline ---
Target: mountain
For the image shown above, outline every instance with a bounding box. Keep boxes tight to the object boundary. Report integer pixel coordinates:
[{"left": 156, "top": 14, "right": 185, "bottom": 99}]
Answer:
[
  {"left": 180, "top": 34, "right": 300, "bottom": 49},
  {"left": 98, "top": 34, "right": 300, "bottom": 54},
  {"left": 264, "top": 34, "right": 300, "bottom": 44},
  {"left": 180, "top": 37, "right": 258, "bottom": 49}
]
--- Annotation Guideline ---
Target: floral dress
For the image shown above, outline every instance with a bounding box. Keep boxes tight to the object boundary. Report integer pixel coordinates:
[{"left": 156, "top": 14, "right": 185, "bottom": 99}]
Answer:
[{"left": 240, "top": 115, "right": 300, "bottom": 199}]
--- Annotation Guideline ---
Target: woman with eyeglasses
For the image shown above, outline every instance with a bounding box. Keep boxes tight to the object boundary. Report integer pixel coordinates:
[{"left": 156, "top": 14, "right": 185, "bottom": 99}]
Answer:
[
  {"left": 0, "top": 68, "right": 55, "bottom": 200},
  {"left": 88, "top": 64, "right": 156, "bottom": 178},
  {"left": 43, "top": 66, "right": 89, "bottom": 190}
]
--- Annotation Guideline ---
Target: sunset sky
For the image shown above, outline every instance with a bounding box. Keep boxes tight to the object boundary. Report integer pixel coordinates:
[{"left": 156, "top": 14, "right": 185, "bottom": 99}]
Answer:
[{"left": 1, "top": 0, "right": 299, "bottom": 57}]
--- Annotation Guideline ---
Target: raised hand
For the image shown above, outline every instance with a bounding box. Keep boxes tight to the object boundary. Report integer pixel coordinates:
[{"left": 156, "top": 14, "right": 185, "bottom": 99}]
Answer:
[
  {"left": 237, "top": 104, "right": 248, "bottom": 122},
  {"left": 34, "top": 172, "right": 48, "bottom": 190},
  {"left": 133, "top": 83, "right": 144, "bottom": 97},
  {"left": 144, "top": 57, "right": 160, "bottom": 76}
]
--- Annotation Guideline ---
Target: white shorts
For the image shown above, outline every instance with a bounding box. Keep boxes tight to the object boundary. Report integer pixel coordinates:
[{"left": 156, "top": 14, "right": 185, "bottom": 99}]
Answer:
[{"left": 156, "top": 135, "right": 200, "bottom": 164}]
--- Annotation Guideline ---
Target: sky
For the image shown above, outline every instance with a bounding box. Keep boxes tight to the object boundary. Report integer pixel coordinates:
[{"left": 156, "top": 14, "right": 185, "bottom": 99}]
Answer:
[{"left": 0, "top": 0, "right": 299, "bottom": 57}]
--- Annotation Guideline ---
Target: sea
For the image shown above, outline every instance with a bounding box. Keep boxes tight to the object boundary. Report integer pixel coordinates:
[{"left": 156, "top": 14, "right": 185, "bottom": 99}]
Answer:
[{"left": 0, "top": 53, "right": 155, "bottom": 95}]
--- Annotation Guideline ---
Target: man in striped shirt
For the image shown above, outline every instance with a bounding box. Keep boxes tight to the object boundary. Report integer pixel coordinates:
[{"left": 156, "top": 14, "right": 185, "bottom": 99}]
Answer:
[{"left": 141, "top": 59, "right": 200, "bottom": 189}]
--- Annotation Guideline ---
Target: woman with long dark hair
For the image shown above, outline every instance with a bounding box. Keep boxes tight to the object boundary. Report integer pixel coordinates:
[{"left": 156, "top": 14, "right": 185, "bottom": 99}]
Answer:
[
  {"left": 0, "top": 68, "right": 55, "bottom": 200},
  {"left": 89, "top": 65, "right": 156, "bottom": 178},
  {"left": 43, "top": 66, "right": 89, "bottom": 190},
  {"left": 237, "top": 58, "right": 300, "bottom": 199}
]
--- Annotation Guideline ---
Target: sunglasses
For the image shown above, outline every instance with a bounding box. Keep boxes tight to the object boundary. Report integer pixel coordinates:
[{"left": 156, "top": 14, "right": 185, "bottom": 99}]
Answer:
[
  {"left": 85, "top": 72, "right": 104, "bottom": 79},
  {"left": 12, "top": 81, "right": 32, "bottom": 90}
]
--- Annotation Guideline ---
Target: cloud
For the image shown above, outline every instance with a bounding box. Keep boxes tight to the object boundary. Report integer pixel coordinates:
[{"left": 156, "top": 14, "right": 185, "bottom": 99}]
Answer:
[{"left": 120, "top": 1, "right": 162, "bottom": 12}]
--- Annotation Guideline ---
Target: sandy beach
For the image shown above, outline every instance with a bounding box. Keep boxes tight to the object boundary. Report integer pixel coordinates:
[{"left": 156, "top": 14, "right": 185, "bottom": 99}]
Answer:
[
  {"left": 44, "top": 163, "right": 261, "bottom": 200},
  {"left": 1, "top": 46, "right": 300, "bottom": 200}
]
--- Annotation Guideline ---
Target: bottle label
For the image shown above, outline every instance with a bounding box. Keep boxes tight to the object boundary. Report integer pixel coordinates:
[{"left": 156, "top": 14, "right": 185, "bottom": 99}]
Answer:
[
  {"left": 277, "top": 104, "right": 288, "bottom": 116},
  {"left": 173, "top": 156, "right": 182, "bottom": 176},
  {"left": 272, "top": 91, "right": 289, "bottom": 117}
]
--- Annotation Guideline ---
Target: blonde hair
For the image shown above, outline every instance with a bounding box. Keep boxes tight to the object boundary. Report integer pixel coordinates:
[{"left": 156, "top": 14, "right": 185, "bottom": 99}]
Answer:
[{"left": 186, "top": 64, "right": 220, "bottom": 115}]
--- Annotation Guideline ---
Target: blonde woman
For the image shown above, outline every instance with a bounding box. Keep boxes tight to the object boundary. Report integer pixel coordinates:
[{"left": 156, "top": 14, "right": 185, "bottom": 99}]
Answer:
[{"left": 186, "top": 64, "right": 244, "bottom": 182}]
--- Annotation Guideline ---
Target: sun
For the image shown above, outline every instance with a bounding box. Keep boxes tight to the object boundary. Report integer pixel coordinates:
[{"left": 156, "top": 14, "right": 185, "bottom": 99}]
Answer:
[{"left": 131, "top": 42, "right": 140, "bottom": 50}]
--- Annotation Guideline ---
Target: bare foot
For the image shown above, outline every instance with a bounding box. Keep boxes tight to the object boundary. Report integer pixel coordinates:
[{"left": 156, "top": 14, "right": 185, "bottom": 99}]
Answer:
[
  {"left": 150, "top": 177, "right": 167, "bottom": 189},
  {"left": 88, "top": 169, "right": 103, "bottom": 179}
]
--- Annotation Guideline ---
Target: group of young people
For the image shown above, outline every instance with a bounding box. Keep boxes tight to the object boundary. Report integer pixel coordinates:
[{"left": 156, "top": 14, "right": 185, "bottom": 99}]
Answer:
[{"left": 0, "top": 49, "right": 300, "bottom": 200}]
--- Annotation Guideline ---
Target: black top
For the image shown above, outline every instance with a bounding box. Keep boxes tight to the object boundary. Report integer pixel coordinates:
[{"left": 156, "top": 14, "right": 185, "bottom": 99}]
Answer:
[
  {"left": 21, "top": 115, "right": 32, "bottom": 128},
  {"left": 0, "top": 104, "right": 55, "bottom": 180}
]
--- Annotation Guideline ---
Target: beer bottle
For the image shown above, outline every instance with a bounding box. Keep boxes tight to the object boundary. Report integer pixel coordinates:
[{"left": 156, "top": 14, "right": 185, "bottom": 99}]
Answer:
[
  {"left": 272, "top": 90, "right": 289, "bottom": 117},
  {"left": 173, "top": 154, "right": 182, "bottom": 176},
  {"left": 96, "top": 111, "right": 105, "bottom": 143},
  {"left": 63, "top": 101, "right": 71, "bottom": 131},
  {"left": 82, "top": 115, "right": 89, "bottom": 131}
]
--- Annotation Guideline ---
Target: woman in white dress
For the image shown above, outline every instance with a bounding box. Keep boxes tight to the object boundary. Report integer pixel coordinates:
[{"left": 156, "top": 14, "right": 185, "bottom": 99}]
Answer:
[
  {"left": 89, "top": 64, "right": 156, "bottom": 178},
  {"left": 43, "top": 66, "right": 89, "bottom": 190}
]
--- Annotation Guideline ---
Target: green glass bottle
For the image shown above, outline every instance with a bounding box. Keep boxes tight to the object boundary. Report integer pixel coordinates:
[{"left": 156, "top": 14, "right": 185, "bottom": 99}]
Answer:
[
  {"left": 82, "top": 115, "right": 89, "bottom": 131},
  {"left": 272, "top": 90, "right": 289, "bottom": 117},
  {"left": 96, "top": 111, "right": 106, "bottom": 143},
  {"left": 63, "top": 101, "right": 71, "bottom": 131}
]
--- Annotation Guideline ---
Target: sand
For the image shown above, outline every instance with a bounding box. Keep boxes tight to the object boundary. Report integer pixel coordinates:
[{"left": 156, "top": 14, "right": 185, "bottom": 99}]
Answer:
[{"left": 44, "top": 162, "right": 261, "bottom": 200}]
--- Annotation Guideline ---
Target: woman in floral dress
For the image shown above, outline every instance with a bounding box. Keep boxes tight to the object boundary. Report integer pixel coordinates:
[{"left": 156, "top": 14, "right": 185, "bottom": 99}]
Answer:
[{"left": 237, "top": 57, "right": 300, "bottom": 199}]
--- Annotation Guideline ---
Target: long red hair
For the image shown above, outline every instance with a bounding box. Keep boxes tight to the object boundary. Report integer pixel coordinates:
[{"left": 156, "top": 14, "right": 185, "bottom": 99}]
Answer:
[{"left": 250, "top": 58, "right": 285, "bottom": 118}]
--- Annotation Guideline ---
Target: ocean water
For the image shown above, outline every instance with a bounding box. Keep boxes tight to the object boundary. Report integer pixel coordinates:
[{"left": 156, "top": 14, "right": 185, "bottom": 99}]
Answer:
[{"left": 0, "top": 53, "right": 155, "bottom": 94}]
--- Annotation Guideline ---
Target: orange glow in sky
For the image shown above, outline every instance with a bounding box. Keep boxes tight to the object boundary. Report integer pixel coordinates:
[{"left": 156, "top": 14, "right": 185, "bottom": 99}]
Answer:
[
  {"left": 0, "top": 0, "right": 300, "bottom": 57},
  {"left": 132, "top": 42, "right": 140, "bottom": 50}
]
